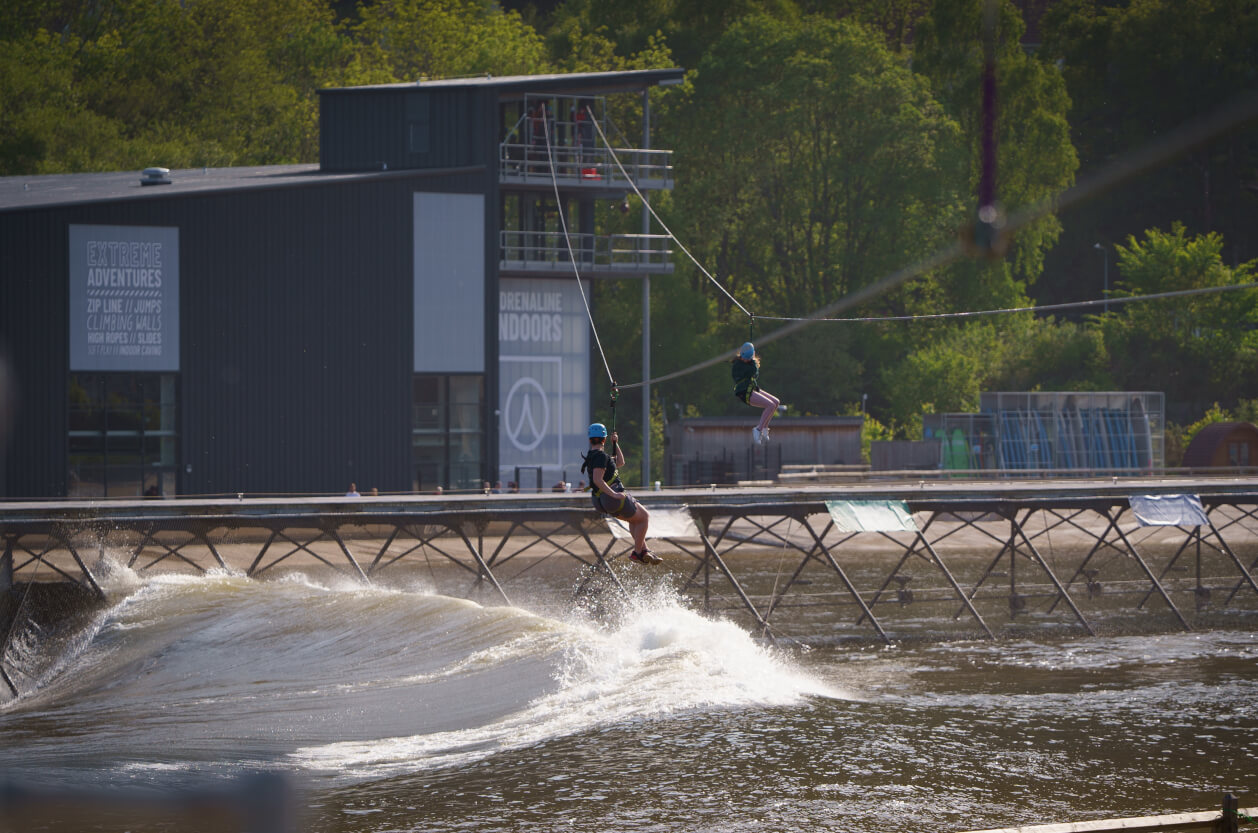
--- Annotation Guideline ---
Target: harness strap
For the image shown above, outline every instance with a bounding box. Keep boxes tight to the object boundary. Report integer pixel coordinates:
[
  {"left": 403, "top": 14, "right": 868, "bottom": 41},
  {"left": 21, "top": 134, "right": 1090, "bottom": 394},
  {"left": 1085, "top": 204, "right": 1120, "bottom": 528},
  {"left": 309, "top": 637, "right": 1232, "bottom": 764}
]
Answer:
[
  {"left": 598, "top": 491, "right": 627, "bottom": 515},
  {"left": 590, "top": 475, "right": 622, "bottom": 497}
]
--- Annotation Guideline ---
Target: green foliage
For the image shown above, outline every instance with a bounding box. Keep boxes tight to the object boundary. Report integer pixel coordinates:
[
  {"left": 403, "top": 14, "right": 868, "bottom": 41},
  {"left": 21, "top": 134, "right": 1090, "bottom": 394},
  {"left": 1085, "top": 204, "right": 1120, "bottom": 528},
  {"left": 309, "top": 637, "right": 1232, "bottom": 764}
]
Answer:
[
  {"left": 914, "top": 0, "right": 1078, "bottom": 296},
  {"left": 1165, "top": 401, "right": 1233, "bottom": 467},
  {"left": 3, "top": 0, "right": 1253, "bottom": 442},
  {"left": 1043, "top": 0, "right": 1258, "bottom": 160},
  {"left": 795, "top": 0, "right": 932, "bottom": 52},
  {"left": 880, "top": 323, "right": 989, "bottom": 425},
  {"left": 1038, "top": 0, "right": 1258, "bottom": 301},
  {"left": 0, "top": 31, "right": 130, "bottom": 174},
  {"left": 674, "top": 14, "right": 965, "bottom": 317},
  {"left": 858, "top": 411, "right": 894, "bottom": 462},
  {"left": 546, "top": 0, "right": 802, "bottom": 70},
  {"left": 876, "top": 314, "right": 1111, "bottom": 430},
  {"left": 1185, "top": 402, "right": 1232, "bottom": 439},
  {"left": 352, "top": 0, "right": 549, "bottom": 81},
  {"left": 1236, "top": 400, "right": 1258, "bottom": 425},
  {"left": 1100, "top": 224, "right": 1258, "bottom": 414},
  {"left": 0, "top": 0, "right": 551, "bottom": 173}
]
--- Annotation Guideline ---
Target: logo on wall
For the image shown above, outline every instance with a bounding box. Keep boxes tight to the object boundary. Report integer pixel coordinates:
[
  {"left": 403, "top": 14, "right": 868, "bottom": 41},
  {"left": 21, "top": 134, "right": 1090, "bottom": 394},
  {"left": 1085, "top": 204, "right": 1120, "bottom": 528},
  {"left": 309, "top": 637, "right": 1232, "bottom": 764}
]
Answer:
[{"left": 503, "top": 376, "right": 550, "bottom": 452}]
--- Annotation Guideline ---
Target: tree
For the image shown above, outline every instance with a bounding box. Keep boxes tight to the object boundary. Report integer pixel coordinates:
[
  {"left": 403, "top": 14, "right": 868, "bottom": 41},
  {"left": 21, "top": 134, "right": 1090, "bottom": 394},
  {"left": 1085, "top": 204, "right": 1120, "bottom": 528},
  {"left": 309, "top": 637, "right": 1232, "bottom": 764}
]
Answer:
[
  {"left": 1100, "top": 224, "right": 1258, "bottom": 420},
  {"left": 651, "top": 14, "right": 970, "bottom": 428},
  {"left": 351, "top": 0, "right": 549, "bottom": 81},
  {"left": 0, "top": 30, "right": 134, "bottom": 174},
  {"left": 796, "top": 0, "right": 933, "bottom": 53},
  {"left": 669, "top": 15, "right": 965, "bottom": 318},
  {"left": 544, "top": 0, "right": 801, "bottom": 71},
  {"left": 1039, "top": 0, "right": 1258, "bottom": 305},
  {"left": 0, "top": 0, "right": 365, "bottom": 172},
  {"left": 914, "top": 0, "right": 1078, "bottom": 308}
]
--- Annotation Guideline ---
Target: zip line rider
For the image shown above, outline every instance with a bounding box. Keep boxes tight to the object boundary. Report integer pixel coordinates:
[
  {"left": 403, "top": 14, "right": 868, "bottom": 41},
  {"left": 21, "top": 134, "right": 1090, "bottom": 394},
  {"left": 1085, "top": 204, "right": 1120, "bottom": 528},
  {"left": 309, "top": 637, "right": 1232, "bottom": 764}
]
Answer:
[
  {"left": 581, "top": 422, "right": 661, "bottom": 565},
  {"left": 732, "top": 341, "right": 780, "bottom": 445}
]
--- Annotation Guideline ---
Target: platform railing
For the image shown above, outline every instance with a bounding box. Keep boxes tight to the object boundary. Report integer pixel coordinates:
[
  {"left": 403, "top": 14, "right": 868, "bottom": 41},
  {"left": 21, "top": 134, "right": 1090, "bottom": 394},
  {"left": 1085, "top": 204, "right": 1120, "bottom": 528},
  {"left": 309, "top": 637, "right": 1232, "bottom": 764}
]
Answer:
[
  {"left": 498, "top": 139, "right": 673, "bottom": 188},
  {"left": 499, "top": 230, "right": 673, "bottom": 273}
]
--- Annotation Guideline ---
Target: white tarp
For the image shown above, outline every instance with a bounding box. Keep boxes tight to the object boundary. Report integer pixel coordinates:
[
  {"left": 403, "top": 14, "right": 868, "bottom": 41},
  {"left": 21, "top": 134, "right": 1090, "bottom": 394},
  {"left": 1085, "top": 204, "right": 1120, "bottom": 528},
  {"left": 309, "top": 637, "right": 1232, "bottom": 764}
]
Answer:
[
  {"left": 825, "top": 500, "right": 918, "bottom": 533},
  {"left": 607, "top": 506, "right": 701, "bottom": 541},
  {"left": 1129, "top": 494, "right": 1208, "bottom": 527}
]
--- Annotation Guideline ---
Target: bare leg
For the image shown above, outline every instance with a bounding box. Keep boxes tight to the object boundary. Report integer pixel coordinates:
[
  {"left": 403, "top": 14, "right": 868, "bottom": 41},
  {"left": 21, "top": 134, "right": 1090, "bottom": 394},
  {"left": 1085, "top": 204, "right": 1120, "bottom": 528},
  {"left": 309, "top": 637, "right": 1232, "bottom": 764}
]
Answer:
[
  {"left": 749, "top": 389, "right": 780, "bottom": 431},
  {"left": 628, "top": 505, "right": 650, "bottom": 552}
]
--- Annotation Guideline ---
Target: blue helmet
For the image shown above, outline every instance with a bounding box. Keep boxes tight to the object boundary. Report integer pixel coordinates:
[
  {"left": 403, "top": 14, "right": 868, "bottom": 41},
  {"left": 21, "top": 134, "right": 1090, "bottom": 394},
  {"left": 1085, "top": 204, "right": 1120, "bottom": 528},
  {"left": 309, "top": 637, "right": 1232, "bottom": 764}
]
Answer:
[
  {"left": 739, "top": 341, "right": 755, "bottom": 361},
  {"left": 588, "top": 422, "right": 608, "bottom": 439}
]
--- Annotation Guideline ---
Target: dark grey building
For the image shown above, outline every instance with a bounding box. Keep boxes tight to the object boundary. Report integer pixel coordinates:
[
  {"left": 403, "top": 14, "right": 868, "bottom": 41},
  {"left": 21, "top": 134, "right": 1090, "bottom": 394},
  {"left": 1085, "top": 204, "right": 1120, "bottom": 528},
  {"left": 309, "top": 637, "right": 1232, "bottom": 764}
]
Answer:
[{"left": 0, "top": 69, "right": 682, "bottom": 499}]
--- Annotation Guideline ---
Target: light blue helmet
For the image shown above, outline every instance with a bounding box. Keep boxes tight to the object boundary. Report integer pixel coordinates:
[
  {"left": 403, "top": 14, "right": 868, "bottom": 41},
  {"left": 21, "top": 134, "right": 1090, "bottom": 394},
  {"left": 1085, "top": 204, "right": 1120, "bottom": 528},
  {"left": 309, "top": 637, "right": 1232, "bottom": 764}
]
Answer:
[
  {"left": 588, "top": 422, "right": 608, "bottom": 439},
  {"left": 739, "top": 341, "right": 755, "bottom": 361}
]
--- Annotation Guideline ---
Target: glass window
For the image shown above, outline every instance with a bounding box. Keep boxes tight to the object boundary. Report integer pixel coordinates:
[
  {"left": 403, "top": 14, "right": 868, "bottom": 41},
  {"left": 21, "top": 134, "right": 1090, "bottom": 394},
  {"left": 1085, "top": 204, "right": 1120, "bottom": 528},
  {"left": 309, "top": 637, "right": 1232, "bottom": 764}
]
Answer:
[
  {"left": 67, "top": 373, "right": 178, "bottom": 498},
  {"left": 412, "top": 375, "right": 445, "bottom": 432},
  {"left": 1229, "top": 442, "right": 1250, "bottom": 467},
  {"left": 413, "top": 374, "right": 483, "bottom": 492}
]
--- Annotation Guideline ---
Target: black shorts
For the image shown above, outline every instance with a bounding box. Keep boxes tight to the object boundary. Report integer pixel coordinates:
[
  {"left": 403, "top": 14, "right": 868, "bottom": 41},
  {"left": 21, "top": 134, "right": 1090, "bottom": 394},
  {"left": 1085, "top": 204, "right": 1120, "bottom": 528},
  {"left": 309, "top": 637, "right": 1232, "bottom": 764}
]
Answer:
[
  {"left": 591, "top": 487, "right": 640, "bottom": 521},
  {"left": 735, "top": 386, "right": 759, "bottom": 405}
]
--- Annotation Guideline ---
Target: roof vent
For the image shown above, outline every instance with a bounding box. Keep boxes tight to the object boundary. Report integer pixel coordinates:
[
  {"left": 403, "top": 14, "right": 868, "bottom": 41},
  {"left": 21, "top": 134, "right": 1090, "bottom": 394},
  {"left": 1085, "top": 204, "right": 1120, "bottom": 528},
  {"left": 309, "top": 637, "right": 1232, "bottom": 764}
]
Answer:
[{"left": 140, "top": 167, "right": 172, "bottom": 186}]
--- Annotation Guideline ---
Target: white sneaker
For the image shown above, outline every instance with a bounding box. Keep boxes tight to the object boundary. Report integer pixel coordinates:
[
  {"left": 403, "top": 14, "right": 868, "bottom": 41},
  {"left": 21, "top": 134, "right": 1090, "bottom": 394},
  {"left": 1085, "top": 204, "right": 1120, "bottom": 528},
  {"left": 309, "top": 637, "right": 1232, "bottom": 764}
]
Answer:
[
  {"left": 752, "top": 427, "right": 761, "bottom": 445},
  {"left": 761, "top": 427, "right": 770, "bottom": 444}
]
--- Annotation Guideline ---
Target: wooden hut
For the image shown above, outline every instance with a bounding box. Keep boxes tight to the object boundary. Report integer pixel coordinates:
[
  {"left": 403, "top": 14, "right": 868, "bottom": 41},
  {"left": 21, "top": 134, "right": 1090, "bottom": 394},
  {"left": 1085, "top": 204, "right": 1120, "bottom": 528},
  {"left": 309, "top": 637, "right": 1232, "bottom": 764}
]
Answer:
[{"left": 1181, "top": 421, "right": 1258, "bottom": 469}]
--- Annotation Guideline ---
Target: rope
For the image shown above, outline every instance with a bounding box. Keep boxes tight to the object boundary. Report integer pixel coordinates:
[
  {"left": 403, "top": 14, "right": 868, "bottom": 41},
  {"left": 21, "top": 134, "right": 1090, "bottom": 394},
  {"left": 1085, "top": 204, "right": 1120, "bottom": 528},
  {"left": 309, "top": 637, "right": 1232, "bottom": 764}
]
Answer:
[
  {"left": 603, "top": 88, "right": 1258, "bottom": 392},
  {"left": 539, "top": 104, "right": 622, "bottom": 443},
  {"left": 542, "top": 104, "right": 617, "bottom": 387},
  {"left": 585, "top": 106, "right": 753, "bottom": 320},
  {"left": 768, "top": 517, "right": 794, "bottom": 611},
  {"left": 591, "top": 87, "right": 1258, "bottom": 392},
  {"left": 608, "top": 386, "right": 618, "bottom": 456},
  {"left": 615, "top": 242, "right": 963, "bottom": 390},
  {"left": 750, "top": 281, "right": 1258, "bottom": 324}
]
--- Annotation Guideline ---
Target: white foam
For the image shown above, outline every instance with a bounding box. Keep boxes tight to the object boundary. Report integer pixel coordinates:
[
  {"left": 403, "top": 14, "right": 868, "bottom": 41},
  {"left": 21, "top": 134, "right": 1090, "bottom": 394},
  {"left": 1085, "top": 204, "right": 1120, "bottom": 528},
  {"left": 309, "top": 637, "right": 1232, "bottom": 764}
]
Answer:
[{"left": 291, "top": 587, "right": 846, "bottom": 779}]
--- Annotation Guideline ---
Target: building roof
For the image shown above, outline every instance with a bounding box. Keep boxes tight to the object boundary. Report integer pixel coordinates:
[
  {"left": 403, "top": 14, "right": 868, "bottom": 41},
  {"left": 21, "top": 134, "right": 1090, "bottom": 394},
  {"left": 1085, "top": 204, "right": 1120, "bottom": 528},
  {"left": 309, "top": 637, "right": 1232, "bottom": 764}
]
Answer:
[
  {"left": 1182, "top": 421, "right": 1258, "bottom": 467},
  {"left": 0, "top": 163, "right": 479, "bottom": 212},
  {"left": 319, "top": 67, "right": 686, "bottom": 96}
]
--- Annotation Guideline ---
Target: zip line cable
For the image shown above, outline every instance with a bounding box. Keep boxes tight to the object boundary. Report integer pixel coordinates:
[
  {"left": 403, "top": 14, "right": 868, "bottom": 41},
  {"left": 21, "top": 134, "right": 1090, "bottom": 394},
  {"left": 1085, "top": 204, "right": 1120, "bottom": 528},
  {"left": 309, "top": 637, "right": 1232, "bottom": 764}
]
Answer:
[
  {"left": 599, "top": 86, "right": 1258, "bottom": 392},
  {"left": 541, "top": 105, "right": 624, "bottom": 439},
  {"left": 614, "top": 241, "right": 965, "bottom": 390},
  {"left": 585, "top": 107, "right": 753, "bottom": 320},
  {"left": 541, "top": 107, "right": 617, "bottom": 389},
  {"left": 752, "top": 281, "right": 1258, "bottom": 324}
]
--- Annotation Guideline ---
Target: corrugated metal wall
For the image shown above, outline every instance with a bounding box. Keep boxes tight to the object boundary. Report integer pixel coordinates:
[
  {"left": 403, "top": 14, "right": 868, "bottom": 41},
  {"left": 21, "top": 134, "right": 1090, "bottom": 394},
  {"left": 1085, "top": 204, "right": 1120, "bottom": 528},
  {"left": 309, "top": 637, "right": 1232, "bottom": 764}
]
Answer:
[
  {"left": 320, "top": 88, "right": 489, "bottom": 173},
  {"left": 0, "top": 168, "right": 489, "bottom": 498},
  {"left": 0, "top": 207, "right": 70, "bottom": 495}
]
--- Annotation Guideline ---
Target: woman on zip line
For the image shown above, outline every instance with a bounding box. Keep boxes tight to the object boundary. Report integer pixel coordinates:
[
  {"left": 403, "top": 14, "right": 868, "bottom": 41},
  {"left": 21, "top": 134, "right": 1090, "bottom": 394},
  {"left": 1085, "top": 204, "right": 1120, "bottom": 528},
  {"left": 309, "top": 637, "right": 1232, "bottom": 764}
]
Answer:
[
  {"left": 581, "top": 422, "right": 660, "bottom": 565},
  {"left": 732, "top": 341, "right": 780, "bottom": 445}
]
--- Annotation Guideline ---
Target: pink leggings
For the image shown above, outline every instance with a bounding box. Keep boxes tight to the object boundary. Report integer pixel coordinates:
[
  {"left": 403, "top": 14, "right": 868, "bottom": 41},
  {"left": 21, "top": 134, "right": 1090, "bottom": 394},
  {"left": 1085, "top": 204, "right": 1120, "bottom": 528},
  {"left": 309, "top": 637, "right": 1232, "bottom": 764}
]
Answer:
[{"left": 748, "top": 389, "right": 779, "bottom": 431}]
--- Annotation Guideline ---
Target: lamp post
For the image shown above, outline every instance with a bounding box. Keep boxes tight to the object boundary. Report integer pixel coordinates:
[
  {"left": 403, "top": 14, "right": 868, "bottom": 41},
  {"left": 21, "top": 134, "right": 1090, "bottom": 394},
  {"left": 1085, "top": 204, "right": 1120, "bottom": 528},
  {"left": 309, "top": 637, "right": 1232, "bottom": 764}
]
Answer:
[
  {"left": 1093, "top": 242, "right": 1108, "bottom": 314},
  {"left": 641, "top": 88, "right": 652, "bottom": 487}
]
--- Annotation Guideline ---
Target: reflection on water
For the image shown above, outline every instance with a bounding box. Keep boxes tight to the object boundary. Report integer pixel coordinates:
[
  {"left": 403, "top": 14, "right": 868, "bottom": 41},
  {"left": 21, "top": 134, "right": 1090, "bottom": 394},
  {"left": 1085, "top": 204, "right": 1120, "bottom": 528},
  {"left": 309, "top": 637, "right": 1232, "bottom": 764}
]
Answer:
[{"left": 1, "top": 563, "right": 1256, "bottom": 832}]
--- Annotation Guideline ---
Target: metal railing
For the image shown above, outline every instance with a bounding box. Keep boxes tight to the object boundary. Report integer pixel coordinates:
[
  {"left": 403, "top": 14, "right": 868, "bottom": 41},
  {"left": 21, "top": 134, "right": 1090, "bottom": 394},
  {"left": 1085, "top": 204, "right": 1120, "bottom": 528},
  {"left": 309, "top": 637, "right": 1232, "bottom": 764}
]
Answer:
[
  {"left": 499, "top": 139, "right": 673, "bottom": 188},
  {"left": 499, "top": 230, "right": 673, "bottom": 272}
]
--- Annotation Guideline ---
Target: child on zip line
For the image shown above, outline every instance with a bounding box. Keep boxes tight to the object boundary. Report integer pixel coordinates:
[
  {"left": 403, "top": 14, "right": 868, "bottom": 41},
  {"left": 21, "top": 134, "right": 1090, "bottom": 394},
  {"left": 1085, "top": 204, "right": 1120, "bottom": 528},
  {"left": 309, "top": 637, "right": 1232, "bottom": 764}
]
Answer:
[{"left": 732, "top": 341, "right": 780, "bottom": 445}]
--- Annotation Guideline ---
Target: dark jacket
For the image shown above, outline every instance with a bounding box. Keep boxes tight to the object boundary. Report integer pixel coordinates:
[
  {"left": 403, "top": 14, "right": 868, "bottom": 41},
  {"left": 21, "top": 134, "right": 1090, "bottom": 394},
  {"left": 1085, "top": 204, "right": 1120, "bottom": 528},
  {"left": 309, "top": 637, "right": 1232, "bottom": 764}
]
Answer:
[{"left": 732, "top": 359, "right": 760, "bottom": 398}]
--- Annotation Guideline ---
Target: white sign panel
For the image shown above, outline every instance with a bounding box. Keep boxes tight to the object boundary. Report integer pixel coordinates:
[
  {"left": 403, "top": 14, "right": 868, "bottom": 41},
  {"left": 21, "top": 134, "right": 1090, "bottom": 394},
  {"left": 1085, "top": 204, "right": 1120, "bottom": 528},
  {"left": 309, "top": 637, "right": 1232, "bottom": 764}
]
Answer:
[
  {"left": 414, "top": 192, "right": 484, "bottom": 373},
  {"left": 69, "top": 225, "right": 179, "bottom": 371},
  {"left": 498, "top": 278, "right": 589, "bottom": 488}
]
